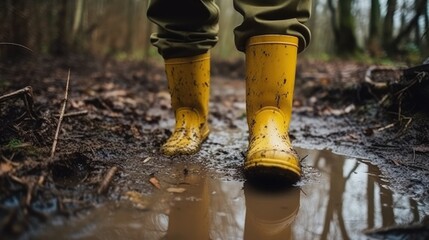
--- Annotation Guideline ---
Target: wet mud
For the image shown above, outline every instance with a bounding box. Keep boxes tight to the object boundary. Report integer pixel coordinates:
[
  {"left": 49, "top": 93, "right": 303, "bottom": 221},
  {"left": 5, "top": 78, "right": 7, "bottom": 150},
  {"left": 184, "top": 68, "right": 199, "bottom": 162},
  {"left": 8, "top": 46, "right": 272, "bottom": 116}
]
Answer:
[
  {"left": 32, "top": 148, "right": 429, "bottom": 240},
  {"left": 1, "top": 56, "right": 429, "bottom": 238}
]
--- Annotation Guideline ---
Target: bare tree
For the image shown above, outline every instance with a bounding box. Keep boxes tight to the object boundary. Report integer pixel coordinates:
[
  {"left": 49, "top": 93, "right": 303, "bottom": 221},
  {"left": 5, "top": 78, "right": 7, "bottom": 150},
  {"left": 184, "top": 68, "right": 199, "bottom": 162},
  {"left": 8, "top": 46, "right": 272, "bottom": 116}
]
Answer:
[
  {"left": 50, "top": 0, "right": 69, "bottom": 56},
  {"left": 388, "top": 0, "right": 428, "bottom": 54},
  {"left": 383, "top": 0, "right": 397, "bottom": 51},
  {"left": 327, "top": 0, "right": 359, "bottom": 56},
  {"left": 368, "top": 0, "right": 382, "bottom": 57}
]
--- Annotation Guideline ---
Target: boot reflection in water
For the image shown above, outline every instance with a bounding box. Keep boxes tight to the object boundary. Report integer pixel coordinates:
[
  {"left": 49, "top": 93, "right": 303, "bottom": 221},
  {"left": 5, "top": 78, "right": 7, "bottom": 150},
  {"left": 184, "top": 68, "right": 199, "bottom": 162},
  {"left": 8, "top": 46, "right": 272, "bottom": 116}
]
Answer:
[
  {"left": 165, "top": 164, "right": 210, "bottom": 239},
  {"left": 244, "top": 185, "right": 300, "bottom": 240},
  {"left": 147, "top": 0, "right": 311, "bottom": 184}
]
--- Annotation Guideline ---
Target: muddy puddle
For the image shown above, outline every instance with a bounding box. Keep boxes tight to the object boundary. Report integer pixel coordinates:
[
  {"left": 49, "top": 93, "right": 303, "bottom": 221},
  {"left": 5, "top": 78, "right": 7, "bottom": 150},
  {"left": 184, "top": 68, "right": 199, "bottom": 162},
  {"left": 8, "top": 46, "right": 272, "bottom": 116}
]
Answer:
[{"left": 31, "top": 147, "right": 429, "bottom": 240}]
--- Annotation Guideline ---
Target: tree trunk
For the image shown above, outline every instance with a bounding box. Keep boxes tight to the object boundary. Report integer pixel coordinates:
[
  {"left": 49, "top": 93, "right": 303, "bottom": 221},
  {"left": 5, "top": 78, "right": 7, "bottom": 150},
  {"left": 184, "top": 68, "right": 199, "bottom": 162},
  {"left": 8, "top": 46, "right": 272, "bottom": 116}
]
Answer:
[
  {"left": 327, "top": 0, "right": 358, "bottom": 56},
  {"left": 51, "top": 0, "right": 68, "bottom": 56},
  {"left": 422, "top": 3, "right": 429, "bottom": 57},
  {"left": 125, "top": 0, "right": 134, "bottom": 54},
  {"left": 72, "top": 0, "right": 84, "bottom": 43},
  {"left": 383, "top": 0, "right": 397, "bottom": 53},
  {"left": 368, "top": 0, "right": 382, "bottom": 57},
  {"left": 327, "top": 0, "right": 339, "bottom": 45},
  {"left": 2, "top": 0, "right": 30, "bottom": 60},
  {"left": 390, "top": 0, "right": 427, "bottom": 53}
]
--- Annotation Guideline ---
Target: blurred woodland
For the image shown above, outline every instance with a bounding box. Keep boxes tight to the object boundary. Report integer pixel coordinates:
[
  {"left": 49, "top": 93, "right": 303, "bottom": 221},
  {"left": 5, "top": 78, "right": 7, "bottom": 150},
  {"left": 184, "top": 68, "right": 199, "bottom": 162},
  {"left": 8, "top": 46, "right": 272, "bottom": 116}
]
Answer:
[{"left": 0, "top": 0, "right": 428, "bottom": 62}]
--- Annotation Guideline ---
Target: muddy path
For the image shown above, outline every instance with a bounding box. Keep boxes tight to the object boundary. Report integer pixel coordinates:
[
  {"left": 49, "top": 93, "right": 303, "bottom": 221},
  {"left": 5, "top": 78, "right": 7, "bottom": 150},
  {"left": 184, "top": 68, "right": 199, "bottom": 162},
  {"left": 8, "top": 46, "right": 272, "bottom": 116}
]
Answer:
[{"left": 0, "top": 56, "right": 428, "bottom": 238}]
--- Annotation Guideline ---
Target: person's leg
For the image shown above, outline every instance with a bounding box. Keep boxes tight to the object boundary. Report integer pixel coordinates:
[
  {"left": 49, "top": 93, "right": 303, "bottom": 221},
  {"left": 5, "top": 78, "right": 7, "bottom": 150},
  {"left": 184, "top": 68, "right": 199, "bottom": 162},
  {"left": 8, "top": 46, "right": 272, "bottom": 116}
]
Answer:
[
  {"left": 147, "top": 0, "right": 219, "bottom": 155},
  {"left": 147, "top": 0, "right": 219, "bottom": 59},
  {"left": 233, "top": 0, "right": 311, "bottom": 53},
  {"left": 233, "top": 0, "right": 312, "bottom": 184}
]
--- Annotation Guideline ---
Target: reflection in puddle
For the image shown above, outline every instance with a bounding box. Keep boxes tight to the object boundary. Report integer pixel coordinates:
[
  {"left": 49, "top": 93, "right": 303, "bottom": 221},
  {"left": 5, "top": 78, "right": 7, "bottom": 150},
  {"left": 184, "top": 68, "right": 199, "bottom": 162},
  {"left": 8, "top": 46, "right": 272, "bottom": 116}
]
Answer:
[{"left": 35, "top": 149, "right": 429, "bottom": 239}]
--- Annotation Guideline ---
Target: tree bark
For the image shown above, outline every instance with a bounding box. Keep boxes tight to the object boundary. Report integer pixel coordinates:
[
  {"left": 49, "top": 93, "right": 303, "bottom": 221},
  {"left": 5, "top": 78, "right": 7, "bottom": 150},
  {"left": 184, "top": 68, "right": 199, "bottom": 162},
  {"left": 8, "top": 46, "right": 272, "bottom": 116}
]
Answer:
[
  {"left": 423, "top": 3, "right": 429, "bottom": 54},
  {"left": 327, "top": 0, "right": 358, "bottom": 56},
  {"left": 72, "top": 0, "right": 84, "bottom": 41},
  {"left": 51, "top": 0, "right": 69, "bottom": 56},
  {"left": 2, "top": 0, "right": 30, "bottom": 59},
  {"left": 390, "top": 0, "right": 427, "bottom": 53},
  {"left": 125, "top": 0, "right": 134, "bottom": 54},
  {"left": 368, "top": 0, "right": 382, "bottom": 57},
  {"left": 383, "top": 0, "right": 397, "bottom": 52}
]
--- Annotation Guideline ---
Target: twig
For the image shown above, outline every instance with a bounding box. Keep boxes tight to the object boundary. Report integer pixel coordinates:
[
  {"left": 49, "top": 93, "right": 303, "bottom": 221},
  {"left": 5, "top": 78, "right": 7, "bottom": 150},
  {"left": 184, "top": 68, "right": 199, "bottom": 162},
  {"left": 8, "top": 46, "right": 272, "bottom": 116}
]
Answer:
[
  {"left": 142, "top": 157, "right": 152, "bottom": 164},
  {"left": 0, "top": 86, "right": 38, "bottom": 119},
  {"left": 1, "top": 155, "right": 20, "bottom": 167},
  {"left": 50, "top": 70, "right": 71, "bottom": 158},
  {"left": 54, "top": 110, "right": 88, "bottom": 118},
  {"left": 0, "top": 42, "right": 34, "bottom": 53},
  {"left": 0, "top": 87, "right": 32, "bottom": 102},
  {"left": 97, "top": 166, "right": 118, "bottom": 194},
  {"left": 9, "top": 174, "right": 26, "bottom": 185},
  {"left": 300, "top": 155, "right": 308, "bottom": 163},
  {"left": 300, "top": 188, "right": 307, "bottom": 196},
  {"left": 26, "top": 182, "right": 35, "bottom": 206},
  {"left": 374, "top": 123, "right": 395, "bottom": 132}
]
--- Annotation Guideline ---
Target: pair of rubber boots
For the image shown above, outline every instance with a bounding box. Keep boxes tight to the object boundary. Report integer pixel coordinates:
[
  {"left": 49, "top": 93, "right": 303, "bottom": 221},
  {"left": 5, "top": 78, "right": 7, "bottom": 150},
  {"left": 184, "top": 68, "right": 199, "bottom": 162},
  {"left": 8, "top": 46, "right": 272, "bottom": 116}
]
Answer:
[{"left": 161, "top": 35, "right": 300, "bottom": 184}]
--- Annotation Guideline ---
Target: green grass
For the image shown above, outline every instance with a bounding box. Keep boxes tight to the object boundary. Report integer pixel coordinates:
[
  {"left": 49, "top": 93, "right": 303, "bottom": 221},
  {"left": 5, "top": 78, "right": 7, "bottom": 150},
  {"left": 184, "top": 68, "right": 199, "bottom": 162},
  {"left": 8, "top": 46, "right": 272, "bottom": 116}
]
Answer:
[{"left": 6, "top": 138, "right": 23, "bottom": 150}]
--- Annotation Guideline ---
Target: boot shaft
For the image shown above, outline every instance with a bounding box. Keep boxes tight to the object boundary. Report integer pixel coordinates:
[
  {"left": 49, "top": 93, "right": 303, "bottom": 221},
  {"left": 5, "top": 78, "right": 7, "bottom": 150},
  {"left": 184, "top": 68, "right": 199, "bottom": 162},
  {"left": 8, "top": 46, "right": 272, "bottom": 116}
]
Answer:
[
  {"left": 164, "top": 52, "right": 210, "bottom": 125},
  {"left": 245, "top": 35, "right": 298, "bottom": 129}
]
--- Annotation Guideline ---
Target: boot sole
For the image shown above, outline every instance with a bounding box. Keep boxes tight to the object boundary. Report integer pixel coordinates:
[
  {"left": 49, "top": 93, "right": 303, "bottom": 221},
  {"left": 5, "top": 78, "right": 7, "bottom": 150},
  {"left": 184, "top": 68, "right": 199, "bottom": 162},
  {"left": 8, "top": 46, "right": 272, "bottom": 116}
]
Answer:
[
  {"left": 161, "top": 128, "right": 210, "bottom": 156},
  {"left": 244, "top": 158, "right": 301, "bottom": 186}
]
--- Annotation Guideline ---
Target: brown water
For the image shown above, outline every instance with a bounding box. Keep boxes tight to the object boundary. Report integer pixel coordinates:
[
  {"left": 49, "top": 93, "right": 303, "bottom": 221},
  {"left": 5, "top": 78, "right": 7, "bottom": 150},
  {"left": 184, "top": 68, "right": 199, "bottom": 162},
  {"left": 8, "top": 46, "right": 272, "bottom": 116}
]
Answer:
[{"left": 34, "top": 148, "right": 428, "bottom": 240}]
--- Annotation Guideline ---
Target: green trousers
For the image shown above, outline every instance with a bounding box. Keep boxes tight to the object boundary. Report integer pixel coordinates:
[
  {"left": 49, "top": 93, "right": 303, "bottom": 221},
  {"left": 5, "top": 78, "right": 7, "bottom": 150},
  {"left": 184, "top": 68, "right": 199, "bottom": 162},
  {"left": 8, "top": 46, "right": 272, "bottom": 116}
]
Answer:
[{"left": 147, "top": 0, "right": 311, "bottom": 59}]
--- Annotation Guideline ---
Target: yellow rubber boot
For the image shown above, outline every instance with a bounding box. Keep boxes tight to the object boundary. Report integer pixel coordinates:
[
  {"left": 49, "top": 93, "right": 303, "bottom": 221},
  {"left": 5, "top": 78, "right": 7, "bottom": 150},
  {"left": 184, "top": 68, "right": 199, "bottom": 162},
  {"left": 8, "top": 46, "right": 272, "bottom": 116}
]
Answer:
[
  {"left": 161, "top": 53, "right": 210, "bottom": 156},
  {"left": 244, "top": 35, "right": 301, "bottom": 184}
]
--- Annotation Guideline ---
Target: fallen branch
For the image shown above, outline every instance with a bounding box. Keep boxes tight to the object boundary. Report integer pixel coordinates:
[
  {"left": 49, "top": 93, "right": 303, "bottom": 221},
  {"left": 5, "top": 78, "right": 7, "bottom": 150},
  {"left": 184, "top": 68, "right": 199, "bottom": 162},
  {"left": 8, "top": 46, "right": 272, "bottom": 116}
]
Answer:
[
  {"left": 50, "top": 70, "right": 71, "bottom": 158},
  {"left": 0, "top": 86, "right": 38, "bottom": 119},
  {"left": 97, "top": 166, "right": 118, "bottom": 194},
  {"left": 0, "top": 87, "right": 31, "bottom": 102}
]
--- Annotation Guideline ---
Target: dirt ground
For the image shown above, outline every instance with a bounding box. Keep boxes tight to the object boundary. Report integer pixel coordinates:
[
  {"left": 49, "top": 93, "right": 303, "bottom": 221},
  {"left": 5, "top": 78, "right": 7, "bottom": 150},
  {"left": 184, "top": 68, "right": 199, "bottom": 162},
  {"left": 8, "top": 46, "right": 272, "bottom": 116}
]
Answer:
[{"left": 0, "top": 55, "right": 428, "bottom": 238}]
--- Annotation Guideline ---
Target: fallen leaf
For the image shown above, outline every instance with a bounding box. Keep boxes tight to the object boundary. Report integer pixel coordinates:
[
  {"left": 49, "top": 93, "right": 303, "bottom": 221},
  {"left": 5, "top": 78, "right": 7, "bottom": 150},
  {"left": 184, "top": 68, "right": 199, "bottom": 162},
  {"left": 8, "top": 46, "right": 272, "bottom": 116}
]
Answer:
[
  {"left": 0, "top": 162, "right": 13, "bottom": 174},
  {"left": 131, "top": 124, "right": 143, "bottom": 140},
  {"left": 167, "top": 187, "right": 186, "bottom": 193},
  {"left": 149, "top": 177, "right": 161, "bottom": 189}
]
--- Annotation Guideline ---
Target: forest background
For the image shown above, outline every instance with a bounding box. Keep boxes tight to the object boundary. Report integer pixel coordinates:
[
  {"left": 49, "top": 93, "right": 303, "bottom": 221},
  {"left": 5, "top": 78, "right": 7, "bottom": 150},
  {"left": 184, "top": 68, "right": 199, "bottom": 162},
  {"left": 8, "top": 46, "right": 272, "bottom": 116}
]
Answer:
[{"left": 0, "top": 0, "right": 428, "bottom": 63}]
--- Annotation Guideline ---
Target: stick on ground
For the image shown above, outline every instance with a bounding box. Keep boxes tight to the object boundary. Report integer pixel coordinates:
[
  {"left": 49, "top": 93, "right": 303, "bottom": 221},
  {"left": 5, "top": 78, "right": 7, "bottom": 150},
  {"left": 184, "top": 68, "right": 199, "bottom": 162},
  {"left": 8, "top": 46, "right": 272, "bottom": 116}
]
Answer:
[
  {"left": 97, "top": 166, "right": 118, "bottom": 194},
  {"left": 50, "top": 70, "right": 71, "bottom": 158}
]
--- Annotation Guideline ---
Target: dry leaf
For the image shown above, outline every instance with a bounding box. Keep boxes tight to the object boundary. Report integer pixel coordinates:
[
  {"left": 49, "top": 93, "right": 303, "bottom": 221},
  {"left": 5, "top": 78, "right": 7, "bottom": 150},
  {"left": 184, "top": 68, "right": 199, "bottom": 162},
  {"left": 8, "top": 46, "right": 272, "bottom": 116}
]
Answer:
[
  {"left": 0, "top": 162, "right": 13, "bottom": 174},
  {"left": 131, "top": 124, "right": 142, "bottom": 140},
  {"left": 149, "top": 177, "right": 161, "bottom": 189},
  {"left": 167, "top": 187, "right": 186, "bottom": 193}
]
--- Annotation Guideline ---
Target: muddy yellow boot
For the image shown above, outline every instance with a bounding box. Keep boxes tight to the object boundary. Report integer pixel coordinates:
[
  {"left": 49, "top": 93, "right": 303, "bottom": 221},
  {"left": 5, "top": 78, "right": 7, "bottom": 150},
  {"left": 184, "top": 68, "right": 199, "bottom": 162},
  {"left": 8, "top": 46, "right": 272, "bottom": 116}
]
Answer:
[
  {"left": 161, "top": 53, "right": 210, "bottom": 156},
  {"left": 244, "top": 35, "right": 301, "bottom": 184}
]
